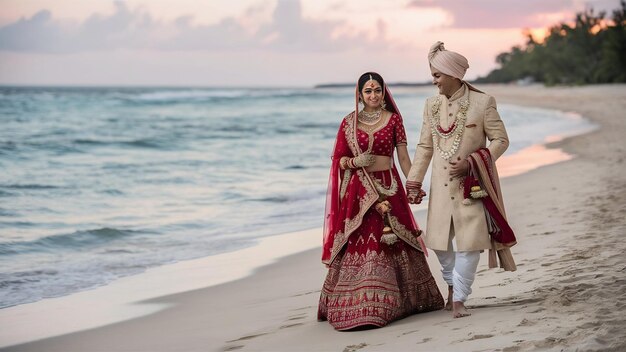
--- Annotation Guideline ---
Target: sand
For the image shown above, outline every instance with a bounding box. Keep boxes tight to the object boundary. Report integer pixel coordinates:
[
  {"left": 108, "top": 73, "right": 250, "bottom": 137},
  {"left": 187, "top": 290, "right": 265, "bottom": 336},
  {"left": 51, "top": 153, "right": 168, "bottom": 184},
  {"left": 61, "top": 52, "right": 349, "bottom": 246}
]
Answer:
[{"left": 2, "top": 84, "right": 625, "bottom": 352}]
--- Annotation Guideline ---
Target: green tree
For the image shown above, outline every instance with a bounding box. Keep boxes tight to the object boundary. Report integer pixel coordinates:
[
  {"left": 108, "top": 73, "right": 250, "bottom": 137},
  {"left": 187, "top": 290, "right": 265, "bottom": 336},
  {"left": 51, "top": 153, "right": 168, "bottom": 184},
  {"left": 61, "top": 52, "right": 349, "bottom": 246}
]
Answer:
[{"left": 476, "top": 1, "right": 626, "bottom": 85}]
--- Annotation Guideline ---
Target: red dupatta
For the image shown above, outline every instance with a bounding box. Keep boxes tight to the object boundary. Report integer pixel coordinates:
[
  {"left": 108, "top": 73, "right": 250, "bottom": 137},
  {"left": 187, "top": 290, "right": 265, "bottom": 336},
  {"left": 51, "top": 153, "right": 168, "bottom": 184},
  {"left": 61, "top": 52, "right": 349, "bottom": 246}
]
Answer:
[
  {"left": 464, "top": 148, "right": 517, "bottom": 271},
  {"left": 322, "top": 74, "right": 424, "bottom": 264}
]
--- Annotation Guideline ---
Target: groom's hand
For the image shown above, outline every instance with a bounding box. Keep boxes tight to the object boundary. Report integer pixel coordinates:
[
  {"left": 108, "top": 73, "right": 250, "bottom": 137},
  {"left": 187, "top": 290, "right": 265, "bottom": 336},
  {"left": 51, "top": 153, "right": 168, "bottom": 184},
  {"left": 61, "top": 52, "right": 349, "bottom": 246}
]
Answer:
[
  {"left": 449, "top": 158, "right": 469, "bottom": 178},
  {"left": 406, "top": 181, "right": 426, "bottom": 204}
]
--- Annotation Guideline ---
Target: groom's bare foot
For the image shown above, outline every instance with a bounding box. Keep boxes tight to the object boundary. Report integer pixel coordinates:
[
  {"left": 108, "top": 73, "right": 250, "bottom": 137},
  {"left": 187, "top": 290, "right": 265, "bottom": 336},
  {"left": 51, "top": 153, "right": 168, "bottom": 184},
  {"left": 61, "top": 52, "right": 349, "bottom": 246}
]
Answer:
[
  {"left": 453, "top": 301, "right": 471, "bottom": 318},
  {"left": 445, "top": 286, "right": 453, "bottom": 311}
]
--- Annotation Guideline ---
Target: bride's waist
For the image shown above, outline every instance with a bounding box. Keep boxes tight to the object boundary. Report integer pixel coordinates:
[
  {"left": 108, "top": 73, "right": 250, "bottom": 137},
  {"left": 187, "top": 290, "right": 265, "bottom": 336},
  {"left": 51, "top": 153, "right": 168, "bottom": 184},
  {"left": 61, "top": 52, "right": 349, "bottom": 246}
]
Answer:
[{"left": 365, "top": 155, "right": 392, "bottom": 172}]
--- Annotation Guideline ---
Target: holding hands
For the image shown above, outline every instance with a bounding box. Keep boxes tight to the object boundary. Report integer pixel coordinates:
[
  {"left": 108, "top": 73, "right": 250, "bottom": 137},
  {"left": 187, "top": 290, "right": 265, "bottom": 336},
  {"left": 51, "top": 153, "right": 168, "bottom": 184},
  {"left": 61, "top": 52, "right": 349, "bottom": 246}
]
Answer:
[{"left": 406, "top": 180, "right": 427, "bottom": 204}]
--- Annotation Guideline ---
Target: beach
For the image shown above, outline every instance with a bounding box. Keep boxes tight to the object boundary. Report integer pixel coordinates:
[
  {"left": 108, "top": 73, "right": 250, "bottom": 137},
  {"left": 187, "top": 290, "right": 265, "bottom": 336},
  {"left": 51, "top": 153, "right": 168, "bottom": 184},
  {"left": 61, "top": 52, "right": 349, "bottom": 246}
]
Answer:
[{"left": 2, "top": 83, "right": 626, "bottom": 351}]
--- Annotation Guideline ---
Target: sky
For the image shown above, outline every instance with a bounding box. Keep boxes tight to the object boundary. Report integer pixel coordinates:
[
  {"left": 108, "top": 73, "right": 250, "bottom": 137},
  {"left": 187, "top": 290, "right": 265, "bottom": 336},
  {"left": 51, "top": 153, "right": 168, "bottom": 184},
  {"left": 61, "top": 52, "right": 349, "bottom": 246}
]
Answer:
[{"left": 0, "top": 0, "right": 621, "bottom": 87}]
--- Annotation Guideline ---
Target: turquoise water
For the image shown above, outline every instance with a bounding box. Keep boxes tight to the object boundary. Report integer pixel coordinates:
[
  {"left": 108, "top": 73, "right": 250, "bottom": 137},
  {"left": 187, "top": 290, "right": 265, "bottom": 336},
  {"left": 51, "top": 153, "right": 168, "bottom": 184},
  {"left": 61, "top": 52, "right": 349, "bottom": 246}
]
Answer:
[{"left": 0, "top": 86, "right": 593, "bottom": 308}]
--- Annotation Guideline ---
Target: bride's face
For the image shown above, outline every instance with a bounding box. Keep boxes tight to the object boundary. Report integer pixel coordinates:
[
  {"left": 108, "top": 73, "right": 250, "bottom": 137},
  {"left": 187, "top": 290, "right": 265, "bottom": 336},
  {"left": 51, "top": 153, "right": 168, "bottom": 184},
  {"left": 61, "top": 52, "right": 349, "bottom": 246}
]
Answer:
[{"left": 360, "top": 80, "right": 383, "bottom": 110}]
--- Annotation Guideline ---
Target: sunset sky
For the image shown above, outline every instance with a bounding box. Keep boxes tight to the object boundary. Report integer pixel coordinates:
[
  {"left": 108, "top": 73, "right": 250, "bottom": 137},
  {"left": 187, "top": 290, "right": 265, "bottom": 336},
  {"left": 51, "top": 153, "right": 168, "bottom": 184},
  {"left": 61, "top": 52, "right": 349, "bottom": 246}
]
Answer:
[{"left": 0, "top": 0, "right": 620, "bottom": 87}]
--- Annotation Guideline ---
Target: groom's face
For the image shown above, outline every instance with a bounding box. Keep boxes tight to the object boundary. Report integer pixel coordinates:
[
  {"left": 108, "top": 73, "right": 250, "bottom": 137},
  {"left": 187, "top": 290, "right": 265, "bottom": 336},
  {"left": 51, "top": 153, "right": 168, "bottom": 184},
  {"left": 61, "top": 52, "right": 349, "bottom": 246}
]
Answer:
[{"left": 430, "top": 67, "right": 458, "bottom": 98}]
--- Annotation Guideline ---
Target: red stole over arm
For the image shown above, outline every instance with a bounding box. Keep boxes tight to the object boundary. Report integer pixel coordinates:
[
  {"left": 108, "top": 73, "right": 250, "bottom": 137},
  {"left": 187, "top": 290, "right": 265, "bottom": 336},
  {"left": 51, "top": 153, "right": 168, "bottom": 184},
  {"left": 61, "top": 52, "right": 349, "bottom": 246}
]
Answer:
[{"left": 464, "top": 148, "right": 517, "bottom": 271}]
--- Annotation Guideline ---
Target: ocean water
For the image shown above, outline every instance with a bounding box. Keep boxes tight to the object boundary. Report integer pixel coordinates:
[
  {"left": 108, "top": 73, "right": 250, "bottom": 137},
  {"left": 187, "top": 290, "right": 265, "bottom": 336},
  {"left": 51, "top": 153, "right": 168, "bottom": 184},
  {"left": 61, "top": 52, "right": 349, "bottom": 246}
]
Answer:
[{"left": 0, "top": 86, "right": 593, "bottom": 308}]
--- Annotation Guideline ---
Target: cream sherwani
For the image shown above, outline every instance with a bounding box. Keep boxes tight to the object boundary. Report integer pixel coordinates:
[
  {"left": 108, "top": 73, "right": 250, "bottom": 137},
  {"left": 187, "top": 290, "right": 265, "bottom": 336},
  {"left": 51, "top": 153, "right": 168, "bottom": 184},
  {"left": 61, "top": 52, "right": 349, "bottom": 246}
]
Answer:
[{"left": 408, "top": 83, "right": 509, "bottom": 252}]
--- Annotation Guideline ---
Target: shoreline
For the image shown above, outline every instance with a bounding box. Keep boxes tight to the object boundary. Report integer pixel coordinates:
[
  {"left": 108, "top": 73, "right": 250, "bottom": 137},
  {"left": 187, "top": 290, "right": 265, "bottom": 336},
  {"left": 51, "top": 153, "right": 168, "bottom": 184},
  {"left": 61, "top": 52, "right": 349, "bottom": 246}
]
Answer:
[
  {"left": 0, "top": 228, "right": 321, "bottom": 347},
  {"left": 2, "top": 83, "right": 625, "bottom": 351}
]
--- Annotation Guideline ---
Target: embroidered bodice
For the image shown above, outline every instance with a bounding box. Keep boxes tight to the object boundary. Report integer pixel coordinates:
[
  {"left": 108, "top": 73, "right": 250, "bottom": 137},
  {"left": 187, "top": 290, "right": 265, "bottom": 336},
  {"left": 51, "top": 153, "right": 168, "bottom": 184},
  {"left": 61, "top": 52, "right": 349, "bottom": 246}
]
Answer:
[{"left": 356, "top": 113, "right": 407, "bottom": 157}]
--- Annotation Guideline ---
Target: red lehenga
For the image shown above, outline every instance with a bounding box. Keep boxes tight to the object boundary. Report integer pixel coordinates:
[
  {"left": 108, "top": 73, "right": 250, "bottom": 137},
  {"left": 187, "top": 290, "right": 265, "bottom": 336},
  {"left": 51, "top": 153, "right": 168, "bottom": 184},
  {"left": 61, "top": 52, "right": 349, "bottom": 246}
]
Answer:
[{"left": 318, "top": 83, "right": 444, "bottom": 331}]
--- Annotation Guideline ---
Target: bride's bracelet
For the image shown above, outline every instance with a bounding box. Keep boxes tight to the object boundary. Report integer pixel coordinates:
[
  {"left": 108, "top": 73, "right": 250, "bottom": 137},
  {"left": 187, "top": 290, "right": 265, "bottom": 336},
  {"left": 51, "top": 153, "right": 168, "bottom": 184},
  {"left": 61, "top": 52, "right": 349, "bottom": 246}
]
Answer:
[
  {"left": 339, "top": 157, "right": 349, "bottom": 169},
  {"left": 406, "top": 180, "right": 423, "bottom": 190},
  {"left": 339, "top": 154, "right": 375, "bottom": 169}
]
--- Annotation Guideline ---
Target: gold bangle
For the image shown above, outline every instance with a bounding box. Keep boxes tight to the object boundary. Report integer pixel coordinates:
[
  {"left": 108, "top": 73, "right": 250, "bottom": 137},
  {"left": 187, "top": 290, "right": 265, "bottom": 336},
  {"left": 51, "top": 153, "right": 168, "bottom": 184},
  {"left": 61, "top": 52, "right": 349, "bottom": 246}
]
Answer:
[{"left": 339, "top": 157, "right": 348, "bottom": 169}]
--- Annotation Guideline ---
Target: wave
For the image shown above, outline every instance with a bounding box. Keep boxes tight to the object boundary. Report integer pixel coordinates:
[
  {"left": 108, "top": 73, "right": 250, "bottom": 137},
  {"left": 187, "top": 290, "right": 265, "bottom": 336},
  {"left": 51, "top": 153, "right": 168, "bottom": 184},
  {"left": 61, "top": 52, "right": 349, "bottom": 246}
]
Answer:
[
  {"left": 253, "top": 188, "right": 326, "bottom": 204},
  {"left": 0, "top": 227, "right": 154, "bottom": 256},
  {"left": 253, "top": 196, "right": 290, "bottom": 203},
  {"left": 73, "top": 138, "right": 173, "bottom": 150},
  {"left": 215, "top": 125, "right": 259, "bottom": 133},
  {"left": 121, "top": 88, "right": 328, "bottom": 104},
  {"left": 0, "top": 190, "right": 16, "bottom": 197},
  {"left": 0, "top": 141, "right": 17, "bottom": 152},
  {"left": 0, "top": 269, "right": 59, "bottom": 289},
  {"left": 1, "top": 140, "right": 84, "bottom": 155},
  {"left": 294, "top": 122, "right": 339, "bottom": 129},
  {"left": 134, "top": 89, "right": 250, "bottom": 101},
  {"left": 0, "top": 183, "right": 60, "bottom": 190},
  {"left": 0, "top": 207, "right": 17, "bottom": 216}
]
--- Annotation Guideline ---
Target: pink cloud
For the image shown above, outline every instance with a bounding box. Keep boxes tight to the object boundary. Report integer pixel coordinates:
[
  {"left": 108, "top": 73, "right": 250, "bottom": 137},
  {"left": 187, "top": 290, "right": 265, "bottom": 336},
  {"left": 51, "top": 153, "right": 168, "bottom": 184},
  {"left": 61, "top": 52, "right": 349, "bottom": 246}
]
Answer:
[
  {"left": 0, "top": 0, "right": 386, "bottom": 54},
  {"left": 408, "top": 0, "right": 620, "bottom": 29}
]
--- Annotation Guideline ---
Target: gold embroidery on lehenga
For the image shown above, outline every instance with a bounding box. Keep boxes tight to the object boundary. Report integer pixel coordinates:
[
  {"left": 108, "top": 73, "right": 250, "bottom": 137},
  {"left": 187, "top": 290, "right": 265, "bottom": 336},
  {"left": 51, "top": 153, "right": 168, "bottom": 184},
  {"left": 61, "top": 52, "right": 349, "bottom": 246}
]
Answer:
[
  {"left": 330, "top": 113, "right": 378, "bottom": 263},
  {"left": 333, "top": 231, "right": 344, "bottom": 249},
  {"left": 371, "top": 174, "right": 397, "bottom": 197},
  {"left": 339, "top": 169, "right": 351, "bottom": 199},
  {"left": 343, "top": 113, "right": 360, "bottom": 157},
  {"left": 318, "top": 246, "right": 444, "bottom": 330},
  {"left": 388, "top": 214, "right": 423, "bottom": 252},
  {"left": 342, "top": 170, "right": 378, "bottom": 239}
]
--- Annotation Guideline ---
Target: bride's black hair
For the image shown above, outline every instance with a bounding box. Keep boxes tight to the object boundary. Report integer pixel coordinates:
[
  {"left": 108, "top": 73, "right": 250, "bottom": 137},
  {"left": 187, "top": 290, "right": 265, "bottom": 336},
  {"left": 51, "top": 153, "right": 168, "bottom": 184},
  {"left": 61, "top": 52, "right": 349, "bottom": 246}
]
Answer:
[{"left": 357, "top": 72, "right": 384, "bottom": 93}]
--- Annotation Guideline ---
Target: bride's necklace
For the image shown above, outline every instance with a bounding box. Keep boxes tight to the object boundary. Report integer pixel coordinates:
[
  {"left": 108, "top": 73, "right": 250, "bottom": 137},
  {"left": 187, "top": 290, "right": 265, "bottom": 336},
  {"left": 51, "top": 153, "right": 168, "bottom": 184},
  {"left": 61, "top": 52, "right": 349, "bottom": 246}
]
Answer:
[{"left": 358, "top": 108, "right": 382, "bottom": 124}]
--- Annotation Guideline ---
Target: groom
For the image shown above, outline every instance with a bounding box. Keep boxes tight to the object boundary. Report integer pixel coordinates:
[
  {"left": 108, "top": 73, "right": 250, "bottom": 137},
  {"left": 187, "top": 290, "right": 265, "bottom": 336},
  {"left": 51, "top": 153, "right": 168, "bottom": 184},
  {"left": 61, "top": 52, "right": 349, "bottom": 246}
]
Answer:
[{"left": 406, "top": 42, "right": 511, "bottom": 318}]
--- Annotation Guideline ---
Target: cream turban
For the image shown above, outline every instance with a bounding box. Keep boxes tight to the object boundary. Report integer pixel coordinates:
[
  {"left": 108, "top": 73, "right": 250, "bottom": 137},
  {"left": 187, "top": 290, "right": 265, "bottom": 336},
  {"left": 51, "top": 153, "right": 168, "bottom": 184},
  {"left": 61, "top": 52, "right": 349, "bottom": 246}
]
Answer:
[{"left": 428, "top": 41, "right": 469, "bottom": 80}]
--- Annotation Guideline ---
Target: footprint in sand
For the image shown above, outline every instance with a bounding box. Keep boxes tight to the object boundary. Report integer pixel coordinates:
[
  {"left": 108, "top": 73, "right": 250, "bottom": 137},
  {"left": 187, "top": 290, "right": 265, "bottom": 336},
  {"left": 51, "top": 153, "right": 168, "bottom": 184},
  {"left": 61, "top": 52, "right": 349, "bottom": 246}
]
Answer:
[
  {"left": 226, "top": 333, "right": 269, "bottom": 343},
  {"left": 518, "top": 318, "right": 536, "bottom": 327},
  {"left": 343, "top": 343, "right": 367, "bottom": 352},
  {"left": 398, "top": 329, "right": 419, "bottom": 337},
  {"left": 578, "top": 321, "right": 601, "bottom": 329},
  {"left": 223, "top": 333, "right": 270, "bottom": 352},
  {"left": 535, "top": 336, "right": 566, "bottom": 348},
  {"left": 469, "top": 334, "right": 494, "bottom": 340},
  {"left": 562, "top": 266, "right": 584, "bottom": 274},
  {"left": 453, "top": 334, "right": 494, "bottom": 344}
]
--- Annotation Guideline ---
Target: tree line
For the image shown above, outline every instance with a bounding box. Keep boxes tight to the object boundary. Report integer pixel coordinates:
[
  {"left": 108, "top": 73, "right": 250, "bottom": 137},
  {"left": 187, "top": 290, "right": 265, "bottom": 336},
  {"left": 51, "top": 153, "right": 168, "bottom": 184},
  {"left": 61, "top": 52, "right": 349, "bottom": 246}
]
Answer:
[{"left": 476, "top": 1, "right": 626, "bottom": 85}]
